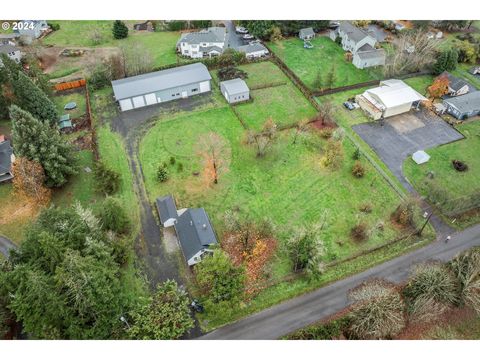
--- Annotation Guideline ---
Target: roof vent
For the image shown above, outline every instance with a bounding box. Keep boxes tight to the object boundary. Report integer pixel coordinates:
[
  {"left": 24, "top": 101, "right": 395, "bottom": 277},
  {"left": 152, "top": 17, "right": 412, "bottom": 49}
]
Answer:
[{"left": 202, "top": 224, "right": 207, "bottom": 229}]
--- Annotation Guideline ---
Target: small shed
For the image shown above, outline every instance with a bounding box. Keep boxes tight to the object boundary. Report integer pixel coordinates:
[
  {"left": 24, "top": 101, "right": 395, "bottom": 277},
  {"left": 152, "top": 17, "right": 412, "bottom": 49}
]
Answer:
[
  {"left": 220, "top": 78, "right": 249, "bottom": 104},
  {"left": 58, "top": 114, "right": 73, "bottom": 130},
  {"left": 156, "top": 195, "right": 179, "bottom": 227},
  {"left": 412, "top": 150, "right": 430, "bottom": 165},
  {"left": 299, "top": 27, "right": 315, "bottom": 40}
]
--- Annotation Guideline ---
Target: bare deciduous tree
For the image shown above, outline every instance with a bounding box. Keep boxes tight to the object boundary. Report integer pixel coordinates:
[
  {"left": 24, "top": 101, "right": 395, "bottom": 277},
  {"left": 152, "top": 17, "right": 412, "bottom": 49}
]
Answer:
[
  {"left": 12, "top": 157, "right": 51, "bottom": 204},
  {"left": 245, "top": 118, "right": 278, "bottom": 157},
  {"left": 119, "top": 43, "right": 154, "bottom": 77},
  {"left": 197, "top": 132, "right": 230, "bottom": 185},
  {"left": 384, "top": 30, "right": 440, "bottom": 77}
]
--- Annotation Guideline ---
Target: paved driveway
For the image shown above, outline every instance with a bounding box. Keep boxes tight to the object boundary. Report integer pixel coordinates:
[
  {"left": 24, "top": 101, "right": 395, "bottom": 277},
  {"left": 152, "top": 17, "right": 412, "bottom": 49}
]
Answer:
[{"left": 352, "top": 110, "right": 464, "bottom": 191}]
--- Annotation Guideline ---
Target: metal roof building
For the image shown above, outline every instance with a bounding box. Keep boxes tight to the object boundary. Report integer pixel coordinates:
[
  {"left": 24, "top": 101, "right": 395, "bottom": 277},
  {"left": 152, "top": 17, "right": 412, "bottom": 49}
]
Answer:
[
  {"left": 111, "top": 63, "right": 212, "bottom": 112},
  {"left": 299, "top": 27, "right": 315, "bottom": 40},
  {"left": 220, "top": 78, "right": 250, "bottom": 104}
]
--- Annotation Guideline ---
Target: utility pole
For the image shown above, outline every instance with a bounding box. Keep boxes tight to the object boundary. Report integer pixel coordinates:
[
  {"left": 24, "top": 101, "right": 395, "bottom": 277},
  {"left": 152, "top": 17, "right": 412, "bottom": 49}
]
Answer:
[{"left": 418, "top": 212, "right": 433, "bottom": 236}]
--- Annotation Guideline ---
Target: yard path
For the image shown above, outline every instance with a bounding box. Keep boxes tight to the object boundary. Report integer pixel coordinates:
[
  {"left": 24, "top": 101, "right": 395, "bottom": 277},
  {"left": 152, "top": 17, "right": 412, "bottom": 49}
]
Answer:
[
  {"left": 200, "top": 223, "right": 480, "bottom": 339},
  {"left": 0, "top": 235, "right": 16, "bottom": 258}
]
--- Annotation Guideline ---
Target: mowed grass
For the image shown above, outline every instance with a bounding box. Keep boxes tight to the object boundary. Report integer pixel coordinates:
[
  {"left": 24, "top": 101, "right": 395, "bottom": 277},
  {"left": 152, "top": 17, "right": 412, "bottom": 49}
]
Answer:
[
  {"left": 43, "top": 21, "right": 181, "bottom": 68},
  {"left": 53, "top": 91, "right": 87, "bottom": 120},
  {"left": 268, "top": 36, "right": 379, "bottom": 89},
  {"left": 452, "top": 63, "right": 480, "bottom": 90},
  {"left": 140, "top": 106, "right": 403, "bottom": 265},
  {"left": 403, "top": 120, "right": 480, "bottom": 204}
]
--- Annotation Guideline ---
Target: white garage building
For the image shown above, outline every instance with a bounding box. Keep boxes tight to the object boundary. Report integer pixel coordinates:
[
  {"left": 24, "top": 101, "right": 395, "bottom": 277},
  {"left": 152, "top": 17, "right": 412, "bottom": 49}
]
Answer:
[
  {"left": 111, "top": 63, "right": 212, "bottom": 112},
  {"left": 356, "top": 79, "right": 426, "bottom": 120}
]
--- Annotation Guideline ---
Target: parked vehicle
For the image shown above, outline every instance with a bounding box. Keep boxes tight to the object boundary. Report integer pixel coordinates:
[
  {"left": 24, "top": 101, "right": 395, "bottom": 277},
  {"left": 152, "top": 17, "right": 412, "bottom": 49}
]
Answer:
[
  {"left": 236, "top": 26, "right": 248, "bottom": 34},
  {"left": 343, "top": 101, "right": 358, "bottom": 110},
  {"left": 242, "top": 34, "right": 254, "bottom": 40}
]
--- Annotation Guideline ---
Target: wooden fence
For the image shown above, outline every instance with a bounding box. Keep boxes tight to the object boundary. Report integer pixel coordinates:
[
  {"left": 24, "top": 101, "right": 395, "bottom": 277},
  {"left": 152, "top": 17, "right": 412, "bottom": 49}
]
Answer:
[{"left": 53, "top": 79, "right": 86, "bottom": 91}]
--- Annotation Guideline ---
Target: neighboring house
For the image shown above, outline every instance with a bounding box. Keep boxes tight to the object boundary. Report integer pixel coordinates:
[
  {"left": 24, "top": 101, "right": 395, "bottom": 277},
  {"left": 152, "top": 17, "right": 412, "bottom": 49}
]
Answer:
[
  {"left": 356, "top": 79, "right": 427, "bottom": 120},
  {"left": 331, "top": 21, "right": 385, "bottom": 69},
  {"left": 0, "top": 136, "right": 14, "bottom": 183},
  {"left": 441, "top": 72, "right": 476, "bottom": 97},
  {"left": 0, "top": 44, "right": 22, "bottom": 63},
  {"left": 111, "top": 63, "right": 212, "bottom": 112},
  {"left": 220, "top": 78, "right": 250, "bottom": 104},
  {"left": 13, "top": 20, "right": 48, "bottom": 39},
  {"left": 156, "top": 195, "right": 218, "bottom": 266},
  {"left": 443, "top": 91, "right": 480, "bottom": 120},
  {"left": 299, "top": 27, "right": 315, "bottom": 40},
  {"left": 0, "top": 34, "right": 20, "bottom": 46},
  {"left": 469, "top": 66, "right": 480, "bottom": 76},
  {"left": 177, "top": 27, "right": 227, "bottom": 59},
  {"left": 133, "top": 21, "right": 153, "bottom": 31},
  {"left": 237, "top": 42, "right": 269, "bottom": 59}
]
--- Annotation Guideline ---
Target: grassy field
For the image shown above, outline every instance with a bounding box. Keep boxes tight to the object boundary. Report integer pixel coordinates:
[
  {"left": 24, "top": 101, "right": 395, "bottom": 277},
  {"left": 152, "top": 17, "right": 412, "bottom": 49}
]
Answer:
[
  {"left": 53, "top": 91, "right": 87, "bottom": 120},
  {"left": 403, "top": 120, "right": 480, "bottom": 223},
  {"left": 268, "top": 36, "right": 380, "bottom": 90},
  {"left": 43, "top": 21, "right": 181, "bottom": 68}
]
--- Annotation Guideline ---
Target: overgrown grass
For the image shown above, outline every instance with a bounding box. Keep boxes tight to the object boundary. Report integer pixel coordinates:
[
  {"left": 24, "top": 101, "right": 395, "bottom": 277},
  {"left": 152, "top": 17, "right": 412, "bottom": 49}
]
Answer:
[
  {"left": 43, "top": 21, "right": 181, "bottom": 68},
  {"left": 48, "top": 67, "right": 81, "bottom": 80},
  {"left": 53, "top": 91, "right": 87, "bottom": 120},
  {"left": 268, "top": 36, "right": 380, "bottom": 89}
]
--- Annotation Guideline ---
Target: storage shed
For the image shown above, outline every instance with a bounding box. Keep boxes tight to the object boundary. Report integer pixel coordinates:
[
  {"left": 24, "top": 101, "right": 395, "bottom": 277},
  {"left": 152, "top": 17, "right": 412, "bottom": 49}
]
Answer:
[
  {"left": 299, "top": 27, "right": 315, "bottom": 40},
  {"left": 220, "top": 78, "right": 250, "bottom": 104},
  {"left": 111, "top": 63, "right": 212, "bottom": 112}
]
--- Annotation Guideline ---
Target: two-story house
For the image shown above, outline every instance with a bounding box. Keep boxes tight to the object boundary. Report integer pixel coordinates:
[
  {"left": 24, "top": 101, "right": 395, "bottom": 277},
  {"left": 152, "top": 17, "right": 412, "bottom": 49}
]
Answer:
[{"left": 177, "top": 27, "right": 227, "bottom": 59}]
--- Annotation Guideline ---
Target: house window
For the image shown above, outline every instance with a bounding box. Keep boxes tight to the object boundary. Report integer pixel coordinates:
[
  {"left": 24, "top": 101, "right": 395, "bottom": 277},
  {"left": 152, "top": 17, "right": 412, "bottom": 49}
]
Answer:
[{"left": 191, "top": 88, "right": 198, "bottom": 92}]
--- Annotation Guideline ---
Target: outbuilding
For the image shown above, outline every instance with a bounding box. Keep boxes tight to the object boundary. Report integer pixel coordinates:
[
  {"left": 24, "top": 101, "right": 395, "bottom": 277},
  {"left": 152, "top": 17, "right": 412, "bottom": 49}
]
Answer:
[
  {"left": 237, "top": 42, "right": 269, "bottom": 59},
  {"left": 111, "top": 63, "right": 212, "bottom": 112},
  {"left": 443, "top": 91, "right": 480, "bottom": 120},
  {"left": 299, "top": 27, "right": 315, "bottom": 40},
  {"left": 0, "top": 136, "right": 14, "bottom": 183},
  {"left": 412, "top": 150, "right": 430, "bottom": 165},
  {"left": 220, "top": 78, "right": 250, "bottom": 104}
]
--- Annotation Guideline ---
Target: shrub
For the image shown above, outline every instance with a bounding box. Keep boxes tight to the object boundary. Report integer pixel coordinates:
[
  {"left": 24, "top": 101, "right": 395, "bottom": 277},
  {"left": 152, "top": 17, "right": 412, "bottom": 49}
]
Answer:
[
  {"left": 112, "top": 20, "right": 128, "bottom": 39},
  {"left": 452, "top": 160, "right": 468, "bottom": 172},
  {"left": 97, "top": 197, "right": 130, "bottom": 234},
  {"left": 403, "top": 262, "right": 461, "bottom": 312},
  {"left": 47, "top": 22, "right": 60, "bottom": 31},
  {"left": 156, "top": 165, "right": 169, "bottom": 182},
  {"left": 351, "top": 160, "right": 366, "bottom": 178},
  {"left": 348, "top": 281, "right": 406, "bottom": 339},
  {"left": 88, "top": 63, "right": 112, "bottom": 90},
  {"left": 287, "top": 317, "right": 351, "bottom": 340},
  {"left": 93, "top": 162, "right": 120, "bottom": 195},
  {"left": 359, "top": 203, "right": 372, "bottom": 213},
  {"left": 352, "top": 147, "right": 361, "bottom": 160},
  {"left": 351, "top": 222, "right": 368, "bottom": 242},
  {"left": 169, "top": 156, "right": 176, "bottom": 165},
  {"left": 177, "top": 162, "right": 183, "bottom": 172},
  {"left": 217, "top": 66, "right": 248, "bottom": 82},
  {"left": 449, "top": 248, "right": 480, "bottom": 314},
  {"left": 318, "top": 127, "right": 334, "bottom": 139},
  {"left": 320, "top": 139, "right": 344, "bottom": 169},
  {"left": 391, "top": 198, "right": 417, "bottom": 227}
]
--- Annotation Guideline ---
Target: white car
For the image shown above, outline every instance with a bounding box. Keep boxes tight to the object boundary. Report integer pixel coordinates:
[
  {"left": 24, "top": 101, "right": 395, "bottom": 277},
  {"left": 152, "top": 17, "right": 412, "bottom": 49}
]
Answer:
[
  {"left": 242, "top": 34, "right": 254, "bottom": 40},
  {"left": 235, "top": 26, "right": 248, "bottom": 34}
]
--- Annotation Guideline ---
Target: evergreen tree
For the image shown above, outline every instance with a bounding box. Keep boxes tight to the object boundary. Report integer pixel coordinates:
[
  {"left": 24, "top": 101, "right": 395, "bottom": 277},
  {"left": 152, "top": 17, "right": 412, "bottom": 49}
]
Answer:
[
  {"left": 10, "top": 105, "right": 76, "bottom": 187},
  {"left": 112, "top": 20, "right": 129, "bottom": 39},
  {"left": 432, "top": 49, "right": 458, "bottom": 75},
  {"left": 97, "top": 197, "right": 130, "bottom": 234},
  {"left": 325, "top": 65, "right": 337, "bottom": 89},
  {"left": 13, "top": 71, "right": 58, "bottom": 125},
  {"left": 0, "top": 53, "right": 22, "bottom": 119}
]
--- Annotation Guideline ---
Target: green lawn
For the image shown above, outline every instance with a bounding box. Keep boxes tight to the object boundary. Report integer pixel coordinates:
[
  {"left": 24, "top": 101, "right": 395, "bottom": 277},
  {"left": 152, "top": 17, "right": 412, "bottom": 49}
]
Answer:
[
  {"left": 52, "top": 150, "right": 100, "bottom": 208},
  {"left": 403, "top": 75, "right": 434, "bottom": 95},
  {"left": 53, "top": 91, "right": 87, "bottom": 120},
  {"left": 452, "top": 63, "right": 480, "bottom": 90},
  {"left": 403, "top": 120, "right": 480, "bottom": 222},
  {"left": 43, "top": 21, "right": 181, "bottom": 68},
  {"left": 268, "top": 36, "right": 380, "bottom": 90}
]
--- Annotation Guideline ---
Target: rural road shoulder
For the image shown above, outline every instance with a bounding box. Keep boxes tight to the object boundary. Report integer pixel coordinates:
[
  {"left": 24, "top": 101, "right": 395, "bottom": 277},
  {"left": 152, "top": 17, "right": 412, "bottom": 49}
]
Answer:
[{"left": 199, "top": 224, "right": 480, "bottom": 340}]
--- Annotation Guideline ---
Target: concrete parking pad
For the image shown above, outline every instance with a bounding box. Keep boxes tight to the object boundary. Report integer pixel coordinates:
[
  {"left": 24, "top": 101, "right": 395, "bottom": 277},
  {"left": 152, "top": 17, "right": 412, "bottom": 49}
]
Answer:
[{"left": 352, "top": 110, "right": 464, "bottom": 190}]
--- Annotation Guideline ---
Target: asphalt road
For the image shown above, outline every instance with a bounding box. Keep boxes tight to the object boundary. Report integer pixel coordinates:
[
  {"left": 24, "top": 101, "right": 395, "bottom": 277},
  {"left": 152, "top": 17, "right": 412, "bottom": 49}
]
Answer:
[
  {"left": 200, "top": 223, "right": 480, "bottom": 340},
  {"left": 0, "top": 235, "right": 16, "bottom": 258}
]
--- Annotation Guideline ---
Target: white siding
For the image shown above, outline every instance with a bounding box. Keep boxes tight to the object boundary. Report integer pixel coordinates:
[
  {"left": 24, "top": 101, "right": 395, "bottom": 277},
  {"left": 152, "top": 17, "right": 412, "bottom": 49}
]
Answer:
[
  {"left": 383, "top": 103, "right": 413, "bottom": 118},
  {"left": 132, "top": 96, "right": 146, "bottom": 108},
  {"left": 119, "top": 99, "right": 133, "bottom": 111},
  {"left": 144, "top": 93, "right": 157, "bottom": 105},
  {"left": 199, "top": 81, "right": 210, "bottom": 93}
]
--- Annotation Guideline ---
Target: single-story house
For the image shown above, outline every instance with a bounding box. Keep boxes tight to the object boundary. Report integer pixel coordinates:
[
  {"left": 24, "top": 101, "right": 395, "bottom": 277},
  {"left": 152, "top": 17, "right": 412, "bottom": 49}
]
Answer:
[
  {"left": 237, "top": 42, "right": 269, "bottom": 59},
  {"left": 299, "top": 27, "right": 315, "bottom": 40},
  {"left": 111, "top": 63, "right": 212, "bottom": 112},
  {"left": 443, "top": 91, "right": 480, "bottom": 120},
  {"left": 0, "top": 136, "right": 14, "bottom": 183},
  {"left": 356, "top": 79, "right": 427, "bottom": 120},
  {"left": 330, "top": 21, "right": 385, "bottom": 69},
  {"left": 412, "top": 150, "right": 430, "bottom": 165},
  {"left": 156, "top": 195, "right": 218, "bottom": 266},
  {"left": 14, "top": 20, "right": 48, "bottom": 39},
  {"left": 469, "top": 66, "right": 480, "bottom": 76},
  {"left": 177, "top": 27, "right": 227, "bottom": 59},
  {"left": 440, "top": 72, "right": 476, "bottom": 97},
  {"left": 0, "top": 44, "right": 22, "bottom": 63},
  {"left": 220, "top": 78, "right": 250, "bottom": 104}
]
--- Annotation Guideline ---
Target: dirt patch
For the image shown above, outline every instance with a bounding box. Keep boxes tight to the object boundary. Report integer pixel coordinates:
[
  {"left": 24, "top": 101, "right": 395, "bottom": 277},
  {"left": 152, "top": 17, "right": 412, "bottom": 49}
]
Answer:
[
  {"left": 0, "top": 193, "right": 43, "bottom": 227},
  {"left": 72, "top": 132, "right": 94, "bottom": 151}
]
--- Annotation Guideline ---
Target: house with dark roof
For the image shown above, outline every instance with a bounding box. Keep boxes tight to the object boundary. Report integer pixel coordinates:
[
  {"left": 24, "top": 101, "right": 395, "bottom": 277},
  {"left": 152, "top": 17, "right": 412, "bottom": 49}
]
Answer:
[
  {"left": 111, "top": 63, "right": 212, "bottom": 112},
  {"left": 237, "top": 42, "right": 269, "bottom": 59},
  {"left": 156, "top": 195, "right": 218, "bottom": 266},
  {"left": 0, "top": 136, "right": 14, "bottom": 183},
  {"left": 330, "top": 21, "right": 385, "bottom": 69},
  {"left": 469, "top": 66, "right": 480, "bottom": 76},
  {"left": 443, "top": 91, "right": 480, "bottom": 120},
  {"left": 220, "top": 78, "right": 250, "bottom": 104},
  {"left": 299, "top": 27, "right": 315, "bottom": 40},
  {"left": 177, "top": 27, "right": 227, "bottom": 59},
  {"left": 440, "top": 72, "right": 476, "bottom": 98}
]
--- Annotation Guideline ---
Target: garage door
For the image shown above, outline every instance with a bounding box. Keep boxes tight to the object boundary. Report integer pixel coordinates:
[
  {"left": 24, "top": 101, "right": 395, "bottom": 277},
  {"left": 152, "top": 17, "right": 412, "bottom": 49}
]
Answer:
[
  {"left": 144, "top": 93, "right": 157, "bottom": 106},
  {"left": 132, "top": 96, "right": 146, "bottom": 108},
  {"left": 199, "top": 81, "right": 210, "bottom": 93},
  {"left": 119, "top": 99, "right": 133, "bottom": 112}
]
